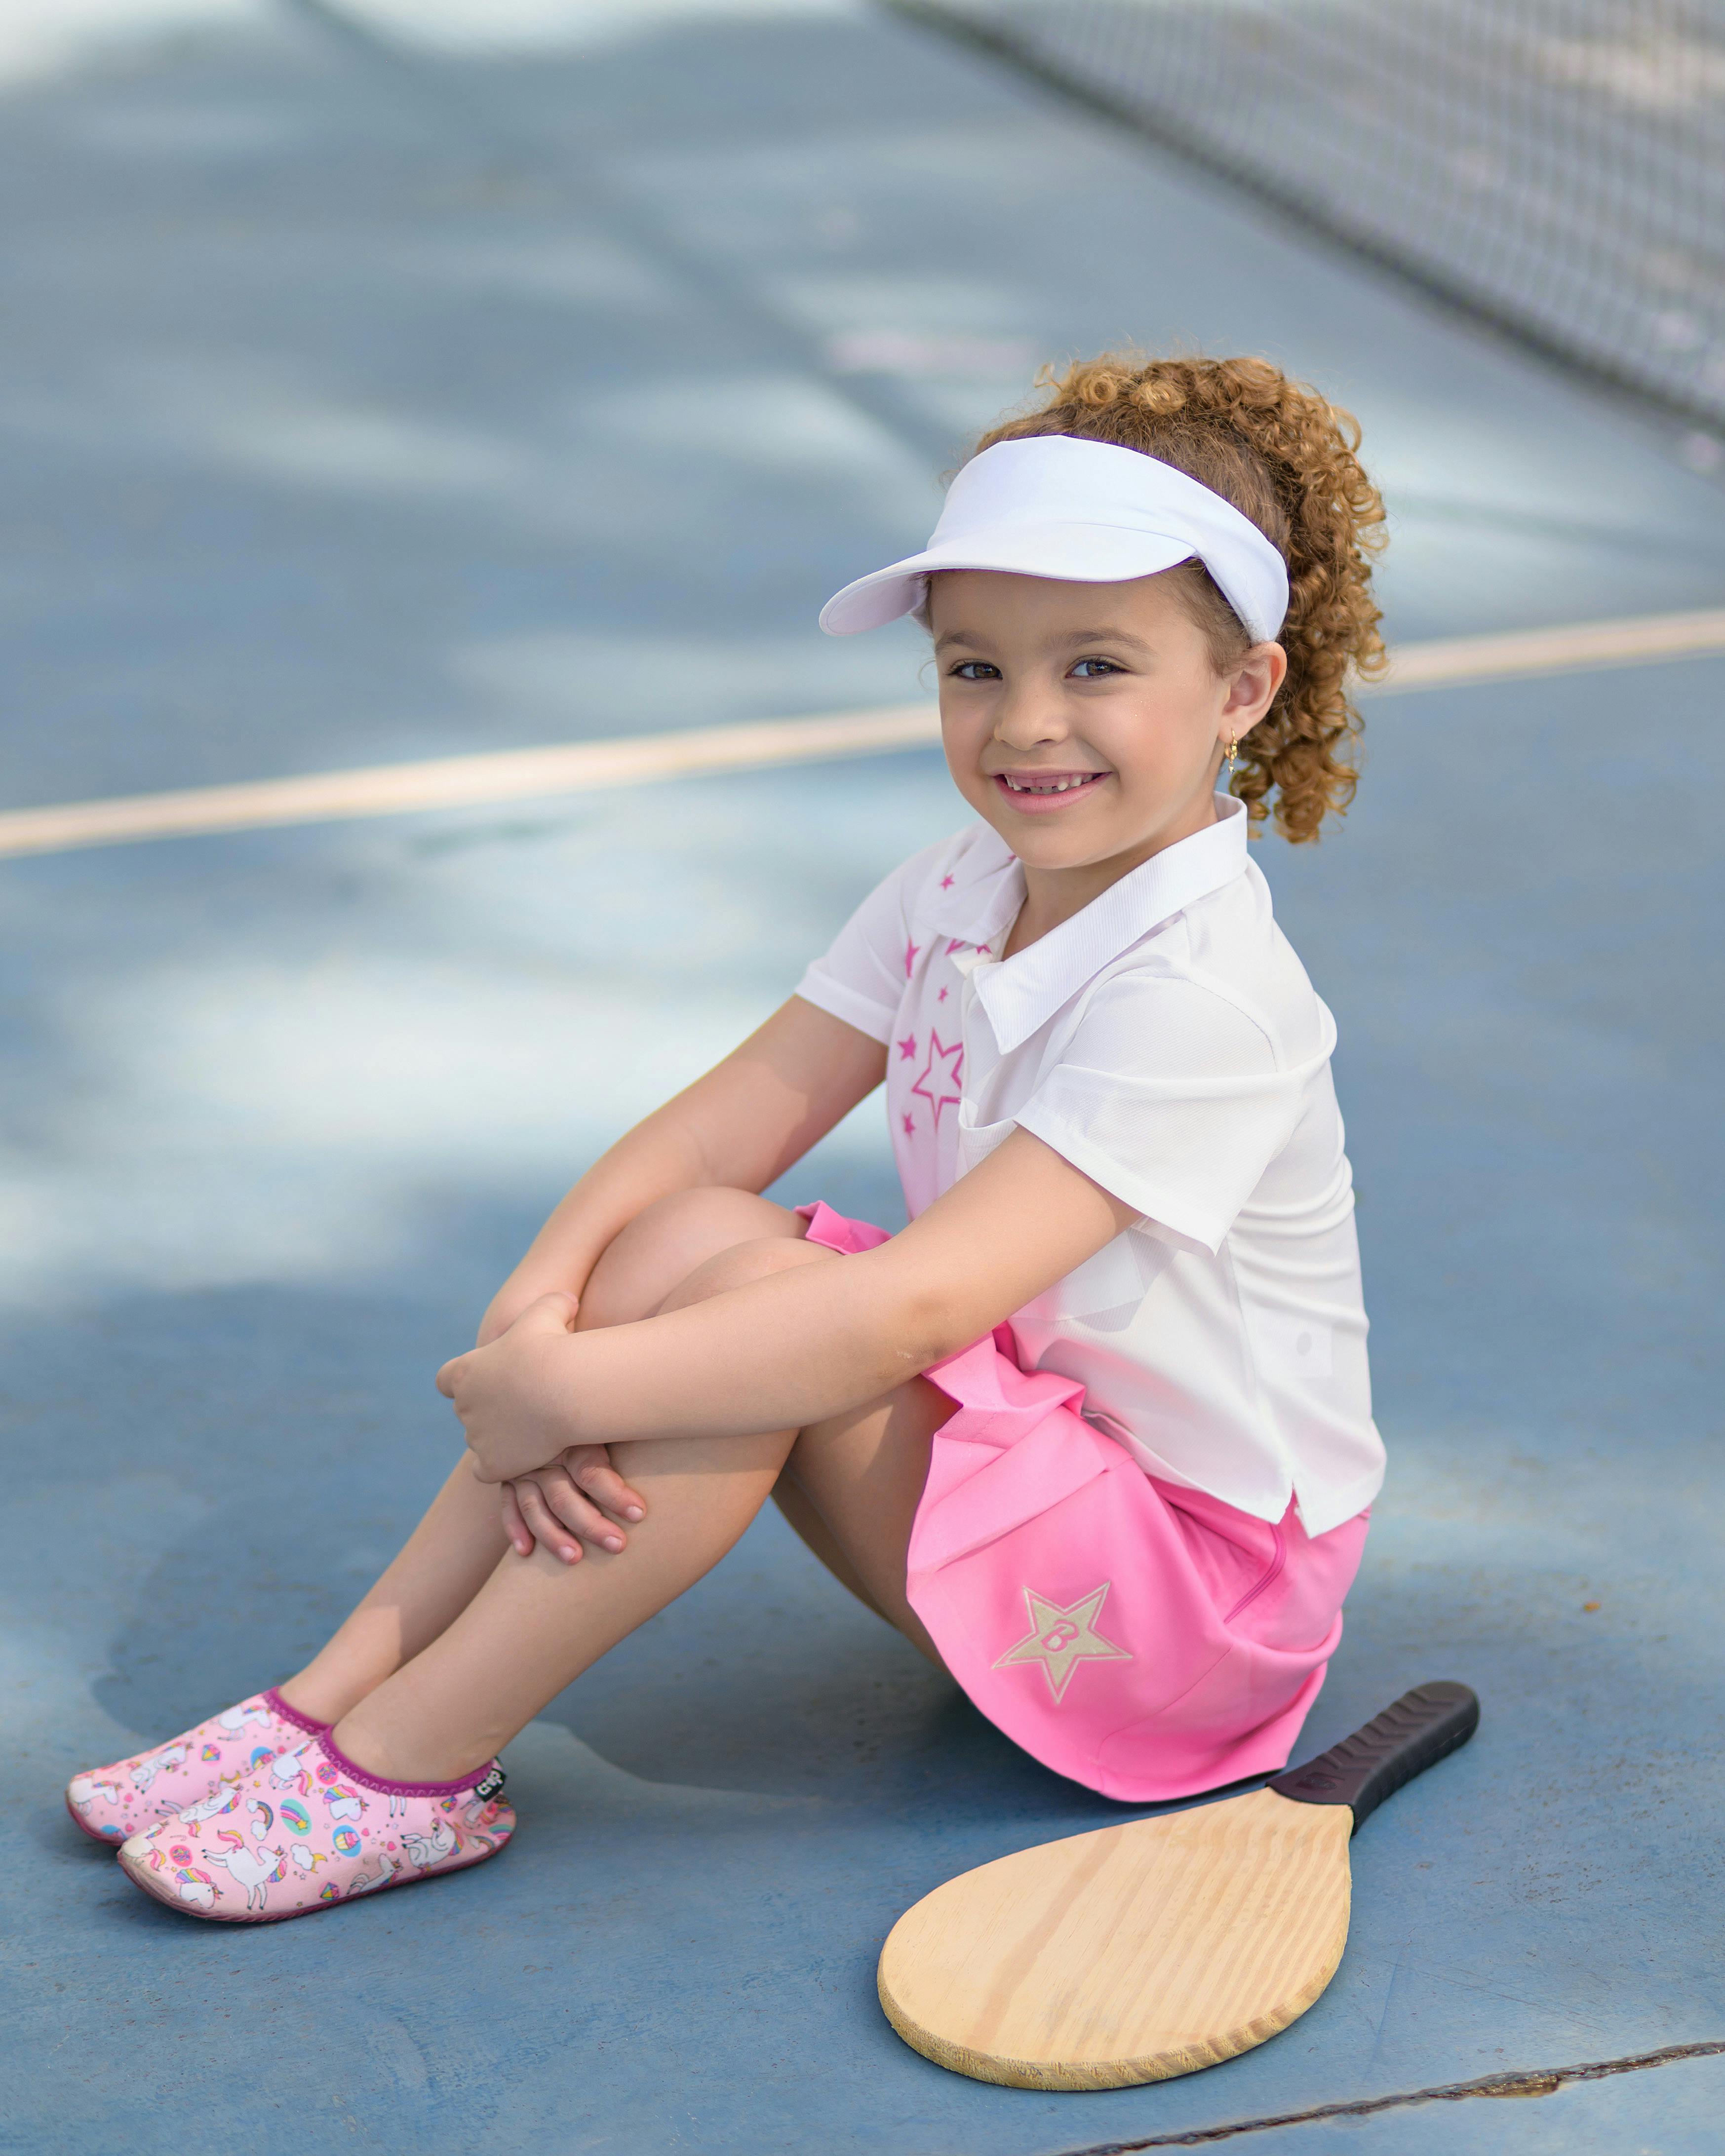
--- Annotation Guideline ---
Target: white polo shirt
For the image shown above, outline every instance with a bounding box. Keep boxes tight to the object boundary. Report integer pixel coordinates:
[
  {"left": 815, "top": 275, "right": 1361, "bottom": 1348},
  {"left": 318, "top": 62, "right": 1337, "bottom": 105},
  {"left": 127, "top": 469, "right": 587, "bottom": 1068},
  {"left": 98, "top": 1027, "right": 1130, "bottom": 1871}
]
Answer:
[{"left": 793, "top": 795, "right": 1384, "bottom": 1537}]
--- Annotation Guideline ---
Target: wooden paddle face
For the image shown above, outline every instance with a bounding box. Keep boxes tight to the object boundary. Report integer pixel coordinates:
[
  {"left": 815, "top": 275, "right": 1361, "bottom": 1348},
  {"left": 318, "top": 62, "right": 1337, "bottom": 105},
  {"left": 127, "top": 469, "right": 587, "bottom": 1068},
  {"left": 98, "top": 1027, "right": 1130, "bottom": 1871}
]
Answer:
[{"left": 877, "top": 1788, "right": 1354, "bottom": 2090}]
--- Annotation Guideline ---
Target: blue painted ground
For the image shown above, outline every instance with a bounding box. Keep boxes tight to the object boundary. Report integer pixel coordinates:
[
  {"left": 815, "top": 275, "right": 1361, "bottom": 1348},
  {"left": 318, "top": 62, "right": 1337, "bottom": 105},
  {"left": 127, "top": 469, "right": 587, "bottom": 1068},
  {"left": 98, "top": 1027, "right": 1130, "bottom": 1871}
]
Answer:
[{"left": 1, "top": 6, "right": 1722, "bottom": 2153}]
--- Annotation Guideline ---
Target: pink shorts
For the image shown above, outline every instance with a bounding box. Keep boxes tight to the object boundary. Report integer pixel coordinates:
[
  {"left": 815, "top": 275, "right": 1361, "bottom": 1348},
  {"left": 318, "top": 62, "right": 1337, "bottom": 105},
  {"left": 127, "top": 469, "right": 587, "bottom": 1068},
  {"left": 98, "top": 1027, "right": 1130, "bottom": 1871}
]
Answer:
[{"left": 797, "top": 1202, "right": 1370, "bottom": 1803}]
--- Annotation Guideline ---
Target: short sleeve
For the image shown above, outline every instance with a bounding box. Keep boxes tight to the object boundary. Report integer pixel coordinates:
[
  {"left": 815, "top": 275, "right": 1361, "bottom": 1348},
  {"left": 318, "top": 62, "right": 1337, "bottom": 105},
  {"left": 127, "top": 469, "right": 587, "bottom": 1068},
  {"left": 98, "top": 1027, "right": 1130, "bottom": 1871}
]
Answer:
[
  {"left": 1014, "top": 972, "right": 1327, "bottom": 1254},
  {"left": 793, "top": 835, "right": 954, "bottom": 1044}
]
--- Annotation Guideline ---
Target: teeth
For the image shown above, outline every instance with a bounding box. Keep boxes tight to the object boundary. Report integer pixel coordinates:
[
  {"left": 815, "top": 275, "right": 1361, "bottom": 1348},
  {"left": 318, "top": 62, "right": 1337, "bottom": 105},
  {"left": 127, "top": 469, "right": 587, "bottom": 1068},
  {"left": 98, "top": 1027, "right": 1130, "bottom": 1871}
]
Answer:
[{"left": 1004, "top": 774, "right": 1098, "bottom": 793}]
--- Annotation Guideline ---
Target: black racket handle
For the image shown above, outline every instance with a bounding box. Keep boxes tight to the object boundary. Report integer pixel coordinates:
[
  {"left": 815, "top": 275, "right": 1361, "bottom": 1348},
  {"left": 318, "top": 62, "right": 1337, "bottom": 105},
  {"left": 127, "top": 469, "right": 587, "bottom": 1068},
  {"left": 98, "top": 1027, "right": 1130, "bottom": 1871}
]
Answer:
[{"left": 1268, "top": 1680, "right": 1479, "bottom": 1834}]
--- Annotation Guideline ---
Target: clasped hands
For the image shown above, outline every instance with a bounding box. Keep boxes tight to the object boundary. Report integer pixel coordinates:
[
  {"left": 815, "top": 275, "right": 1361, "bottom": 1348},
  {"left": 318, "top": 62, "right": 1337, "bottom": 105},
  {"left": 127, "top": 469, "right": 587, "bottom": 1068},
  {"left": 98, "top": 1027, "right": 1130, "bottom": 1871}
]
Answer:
[{"left": 436, "top": 1292, "right": 646, "bottom": 1567}]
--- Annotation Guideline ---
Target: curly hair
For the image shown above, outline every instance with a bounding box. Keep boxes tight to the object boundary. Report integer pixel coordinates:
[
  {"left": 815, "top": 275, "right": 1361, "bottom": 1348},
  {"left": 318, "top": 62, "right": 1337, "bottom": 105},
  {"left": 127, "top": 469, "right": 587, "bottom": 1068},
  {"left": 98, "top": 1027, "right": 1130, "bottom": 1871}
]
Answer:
[{"left": 967, "top": 352, "right": 1386, "bottom": 843}]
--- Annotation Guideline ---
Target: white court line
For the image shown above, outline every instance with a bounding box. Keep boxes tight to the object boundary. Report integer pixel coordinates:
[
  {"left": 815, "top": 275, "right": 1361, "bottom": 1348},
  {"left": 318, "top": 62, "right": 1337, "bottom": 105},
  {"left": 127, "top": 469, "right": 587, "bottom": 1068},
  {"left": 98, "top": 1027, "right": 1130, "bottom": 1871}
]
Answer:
[
  {"left": 0, "top": 706, "right": 941, "bottom": 862},
  {"left": 1372, "top": 606, "right": 1725, "bottom": 690},
  {"left": 2, "top": 606, "right": 1722, "bottom": 861}
]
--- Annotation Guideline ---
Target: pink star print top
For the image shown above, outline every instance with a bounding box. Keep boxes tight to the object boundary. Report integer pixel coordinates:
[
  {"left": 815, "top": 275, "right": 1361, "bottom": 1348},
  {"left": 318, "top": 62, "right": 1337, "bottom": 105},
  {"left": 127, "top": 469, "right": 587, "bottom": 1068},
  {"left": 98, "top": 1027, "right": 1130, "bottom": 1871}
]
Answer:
[{"left": 793, "top": 795, "right": 1384, "bottom": 1536}]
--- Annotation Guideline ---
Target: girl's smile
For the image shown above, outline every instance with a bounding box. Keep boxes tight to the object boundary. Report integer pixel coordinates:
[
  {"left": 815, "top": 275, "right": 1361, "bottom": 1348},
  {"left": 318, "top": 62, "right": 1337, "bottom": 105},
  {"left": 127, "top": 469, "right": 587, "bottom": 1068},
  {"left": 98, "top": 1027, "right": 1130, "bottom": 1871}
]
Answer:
[{"left": 991, "top": 766, "right": 1112, "bottom": 811}]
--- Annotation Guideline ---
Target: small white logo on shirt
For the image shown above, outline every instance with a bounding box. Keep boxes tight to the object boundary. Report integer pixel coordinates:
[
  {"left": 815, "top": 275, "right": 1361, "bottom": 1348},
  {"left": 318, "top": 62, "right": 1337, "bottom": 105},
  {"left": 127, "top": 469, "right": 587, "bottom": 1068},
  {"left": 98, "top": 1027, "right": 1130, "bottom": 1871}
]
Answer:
[{"left": 1254, "top": 1313, "right": 1334, "bottom": 1378}]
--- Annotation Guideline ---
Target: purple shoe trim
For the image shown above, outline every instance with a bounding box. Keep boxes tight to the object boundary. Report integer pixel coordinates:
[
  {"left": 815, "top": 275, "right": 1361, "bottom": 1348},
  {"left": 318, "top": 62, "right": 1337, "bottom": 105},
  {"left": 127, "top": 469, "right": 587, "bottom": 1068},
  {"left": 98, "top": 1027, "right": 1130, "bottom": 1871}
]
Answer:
[
  {"left": 263, "top": 1687, "right": 331, "bottom": 1738},
  {"left": 314, "top": 1729, "right": 499, "bottom": 1800}
]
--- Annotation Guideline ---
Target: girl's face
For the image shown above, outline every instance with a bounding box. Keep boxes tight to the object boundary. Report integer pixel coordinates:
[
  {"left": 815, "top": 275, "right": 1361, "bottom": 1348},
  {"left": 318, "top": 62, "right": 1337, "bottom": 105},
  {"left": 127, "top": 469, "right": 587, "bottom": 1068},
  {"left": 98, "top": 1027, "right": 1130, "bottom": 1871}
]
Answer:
[{"left": 929, "top": 569, "right": 1286, "bottom": 881}]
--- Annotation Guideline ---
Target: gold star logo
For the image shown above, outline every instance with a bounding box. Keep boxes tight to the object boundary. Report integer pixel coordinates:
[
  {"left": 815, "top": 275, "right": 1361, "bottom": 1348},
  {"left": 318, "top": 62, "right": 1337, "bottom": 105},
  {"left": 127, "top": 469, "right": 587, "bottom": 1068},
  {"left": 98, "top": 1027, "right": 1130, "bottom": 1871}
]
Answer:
[{"left": 993, "top": 1583, "right": 1132, "bottom": 1704}]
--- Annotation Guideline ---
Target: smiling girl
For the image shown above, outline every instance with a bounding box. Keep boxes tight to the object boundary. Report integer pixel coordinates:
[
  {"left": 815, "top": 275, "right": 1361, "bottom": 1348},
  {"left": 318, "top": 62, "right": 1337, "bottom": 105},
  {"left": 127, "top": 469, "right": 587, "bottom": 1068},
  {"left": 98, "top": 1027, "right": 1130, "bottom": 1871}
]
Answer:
[{"left": 75, "top": 352, "right": 1390, "bottom": 1921}]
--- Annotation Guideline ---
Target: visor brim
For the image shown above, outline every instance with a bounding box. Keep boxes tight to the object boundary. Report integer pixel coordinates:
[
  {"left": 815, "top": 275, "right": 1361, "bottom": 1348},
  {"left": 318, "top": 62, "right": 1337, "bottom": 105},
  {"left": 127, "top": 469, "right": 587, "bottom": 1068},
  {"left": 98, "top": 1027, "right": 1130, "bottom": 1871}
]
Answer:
[{"left": 819, "top": 526, "right": 1198, "bottom": 636}]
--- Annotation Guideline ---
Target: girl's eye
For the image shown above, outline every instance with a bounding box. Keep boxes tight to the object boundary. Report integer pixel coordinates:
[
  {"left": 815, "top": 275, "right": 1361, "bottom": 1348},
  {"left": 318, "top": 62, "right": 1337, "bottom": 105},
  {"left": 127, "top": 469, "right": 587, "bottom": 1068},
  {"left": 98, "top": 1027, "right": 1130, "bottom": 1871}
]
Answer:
[
  {"left": 1070, "top": 658, "right": 1121, "bottom": 679},
  {"left": 949, "top": 661, "right": 1001, "bottom": 681}
]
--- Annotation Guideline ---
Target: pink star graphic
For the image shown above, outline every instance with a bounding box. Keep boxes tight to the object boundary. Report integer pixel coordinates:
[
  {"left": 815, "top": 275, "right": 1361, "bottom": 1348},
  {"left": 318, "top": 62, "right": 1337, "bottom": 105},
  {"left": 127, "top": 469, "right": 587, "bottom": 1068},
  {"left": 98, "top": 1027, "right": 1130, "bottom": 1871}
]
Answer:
[
  {"left": 940, "top": 874, "right": 955, "bottom": 889},
  {"left": 902, "top": 937, "right": 920, "bottom": 979},
  {"left": 977, "top": 943, "right": 991, "bottom": 956},
  {"left": 897, "top": 1034, "right": 917, "bottom": 1061},
  {"left": 902, "top": 1111, "right": 915, "bottom": 1137},
  {"left": 937, "top": 986, "right": 948, "bottom": 1002},
  {"left": 911, "top": 1030, "right": 964, "bottom": 1131},
  {"left": 946, "top": 937, "right": 967, "bottom": 956}
]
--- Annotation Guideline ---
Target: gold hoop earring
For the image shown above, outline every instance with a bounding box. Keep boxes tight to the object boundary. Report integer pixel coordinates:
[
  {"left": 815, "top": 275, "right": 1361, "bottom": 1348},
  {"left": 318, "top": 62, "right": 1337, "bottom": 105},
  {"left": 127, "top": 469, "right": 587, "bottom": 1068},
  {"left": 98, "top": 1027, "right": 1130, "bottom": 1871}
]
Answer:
[{"left": 1224, "top": 734, "right": 1239, "bottom": 776}]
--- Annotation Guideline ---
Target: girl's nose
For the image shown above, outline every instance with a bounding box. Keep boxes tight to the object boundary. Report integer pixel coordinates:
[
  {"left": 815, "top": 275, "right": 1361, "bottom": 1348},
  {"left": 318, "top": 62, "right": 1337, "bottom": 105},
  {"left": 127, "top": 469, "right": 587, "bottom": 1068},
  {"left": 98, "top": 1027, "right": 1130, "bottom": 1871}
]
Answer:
[{"left": 991, "top": 687, "right": 1070, "bottom": 750}]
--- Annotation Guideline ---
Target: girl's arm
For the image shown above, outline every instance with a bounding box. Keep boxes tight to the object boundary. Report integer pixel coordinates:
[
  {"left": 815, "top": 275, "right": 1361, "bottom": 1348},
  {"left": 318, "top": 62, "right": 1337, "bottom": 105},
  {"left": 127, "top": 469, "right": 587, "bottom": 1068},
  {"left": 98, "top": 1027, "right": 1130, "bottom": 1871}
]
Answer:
[
  {"left": 440, "top": 1126, "right": 1139, "bottom": 1481},
  {"left": 477, "top": 997, "right": 887, "bottom": 1344}
]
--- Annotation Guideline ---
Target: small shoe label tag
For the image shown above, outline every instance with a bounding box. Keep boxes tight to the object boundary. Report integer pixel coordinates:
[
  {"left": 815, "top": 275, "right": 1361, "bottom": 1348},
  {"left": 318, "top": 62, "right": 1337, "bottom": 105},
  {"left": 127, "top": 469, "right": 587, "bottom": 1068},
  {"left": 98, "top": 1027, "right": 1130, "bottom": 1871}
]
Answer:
[{"left": 471, "top": 1768, "right": 506, "bottom": 1804}]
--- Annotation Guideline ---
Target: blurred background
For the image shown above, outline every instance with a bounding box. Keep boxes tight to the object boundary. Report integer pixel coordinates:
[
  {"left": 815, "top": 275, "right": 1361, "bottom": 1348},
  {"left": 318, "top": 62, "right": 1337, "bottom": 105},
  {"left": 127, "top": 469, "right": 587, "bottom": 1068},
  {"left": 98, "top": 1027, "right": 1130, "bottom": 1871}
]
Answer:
[{"left": 2, "top": 5, "right": 1722, "bottom": 2153}]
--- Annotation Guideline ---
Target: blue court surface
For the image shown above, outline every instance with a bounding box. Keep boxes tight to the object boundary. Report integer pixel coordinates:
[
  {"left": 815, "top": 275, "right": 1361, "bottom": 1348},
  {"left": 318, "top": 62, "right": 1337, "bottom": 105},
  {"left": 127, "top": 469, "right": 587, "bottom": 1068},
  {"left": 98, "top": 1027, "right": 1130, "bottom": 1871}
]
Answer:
[{"left": 2, "top": 6, "right": 1722, "bottom": 2153}]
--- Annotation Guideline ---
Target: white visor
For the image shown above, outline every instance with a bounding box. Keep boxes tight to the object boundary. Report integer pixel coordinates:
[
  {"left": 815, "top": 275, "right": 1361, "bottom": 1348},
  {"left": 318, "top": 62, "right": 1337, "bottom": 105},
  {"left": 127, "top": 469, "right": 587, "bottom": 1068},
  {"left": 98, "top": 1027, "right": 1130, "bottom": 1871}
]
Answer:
[{"left": 818, "top": 434, "right": 1289, "bottom": 643}]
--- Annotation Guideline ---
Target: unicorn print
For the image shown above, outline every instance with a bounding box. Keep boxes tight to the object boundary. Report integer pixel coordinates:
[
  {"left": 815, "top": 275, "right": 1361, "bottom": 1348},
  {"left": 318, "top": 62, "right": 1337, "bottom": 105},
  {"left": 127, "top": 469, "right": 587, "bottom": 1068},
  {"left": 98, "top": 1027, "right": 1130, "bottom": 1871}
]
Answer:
[
  {"left": 172, "top": 1779, "right": 242, "bottom": 1830},
  {"left": 267, "top": 1743, "right": 314, "bottom": 1798},
  {"left": 113, "top": 1733, "right": 515, "bottom": 1920},
  {"left": 145, "top": 1848, "right": 221, "bottom": 1909},
  {"left": 202, "top": 1830, "right": 287, "bottom": 1913},
  {"left": 344, "top": 1853, "right": 398, "bottom": 1897},
  {"left": 170, "top": 1867, "right": 219, "bottom": 1909},
  {"left": 216, "top": 1701, "right": 275, "bottom": 1737},
  {"left": 402, "top": 1818, "right": 457, "bottom": 1869},
  {"left": 66, "top": 1774, "right": 125, "bottom": 1828},
  {"left": 129, "top": 1744, "right": 188, "bottom": 1794}
]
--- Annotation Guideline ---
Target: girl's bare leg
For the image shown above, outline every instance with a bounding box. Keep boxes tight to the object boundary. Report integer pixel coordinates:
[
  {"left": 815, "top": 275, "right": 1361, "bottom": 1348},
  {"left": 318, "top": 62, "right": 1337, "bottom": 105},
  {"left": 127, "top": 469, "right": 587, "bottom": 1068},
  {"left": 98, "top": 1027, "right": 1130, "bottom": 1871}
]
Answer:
[
  {"left": 768, "top": 1475, "right": 893, "bottom": 1625},
  {"left": 327, "top": 1266, "right": 959, "bottom": 1781},
  {"left": 774, "top": 1382, "right": 957, "bottom": 1668},
  {"left": 331, "top": 1423, "right": 802, "bottom": 1778},
  {"left": 278, "top": 1189, "right": 808, "bottom": 1725},
  {"left": 330, "top": 1366, "right": 959, "bottom": 1779},
  {"left": 280, "top": 1457, "right": 515, "bottom": 1724},
  {"left": 330, "top": 1234, "right": 848, "bottom": 1780}
]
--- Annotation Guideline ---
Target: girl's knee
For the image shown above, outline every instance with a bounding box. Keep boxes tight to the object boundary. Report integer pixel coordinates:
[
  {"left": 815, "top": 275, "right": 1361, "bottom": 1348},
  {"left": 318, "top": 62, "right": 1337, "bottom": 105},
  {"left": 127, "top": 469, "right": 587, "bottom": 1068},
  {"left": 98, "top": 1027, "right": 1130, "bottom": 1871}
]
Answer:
[
  {"left": 633, "top": 1186, "right": 798, "bottom": 1255},
  {"left": 659, "top": 1234, "right": 834, "bottom": 1313},
  {"left": 580, "top": 1189, "right": 803, "bottom": 1327}
]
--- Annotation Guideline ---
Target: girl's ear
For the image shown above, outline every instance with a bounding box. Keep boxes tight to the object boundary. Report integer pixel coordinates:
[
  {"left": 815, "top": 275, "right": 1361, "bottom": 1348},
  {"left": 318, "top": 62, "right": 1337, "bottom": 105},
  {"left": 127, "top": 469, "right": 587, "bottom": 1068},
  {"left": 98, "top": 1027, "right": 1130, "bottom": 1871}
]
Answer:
[{"left": 1219, "top": 642, "right": 1287, "bottom": 742}]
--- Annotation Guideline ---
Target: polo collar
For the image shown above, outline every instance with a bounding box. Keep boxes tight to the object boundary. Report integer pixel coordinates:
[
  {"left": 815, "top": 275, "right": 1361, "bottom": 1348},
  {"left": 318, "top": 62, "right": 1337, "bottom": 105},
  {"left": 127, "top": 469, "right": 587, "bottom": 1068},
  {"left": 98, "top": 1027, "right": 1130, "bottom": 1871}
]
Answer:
[{"left": 930, "top": 795, "right": 1251, "bottom": 1053}]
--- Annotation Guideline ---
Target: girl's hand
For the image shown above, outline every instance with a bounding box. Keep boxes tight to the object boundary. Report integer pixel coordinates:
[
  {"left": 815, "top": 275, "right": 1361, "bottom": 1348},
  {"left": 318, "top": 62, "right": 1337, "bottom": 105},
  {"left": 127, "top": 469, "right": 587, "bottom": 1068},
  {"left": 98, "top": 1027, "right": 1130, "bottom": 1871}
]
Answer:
[
  {"left": 436, "top": 1292, "right": 590, "bottom": 1483},
  {"left": 475, "top": 1283, "right": 577, "bottom": 1349},
  {"left": 500, "top": 1445, "right": 647, "bottom": 1564}
]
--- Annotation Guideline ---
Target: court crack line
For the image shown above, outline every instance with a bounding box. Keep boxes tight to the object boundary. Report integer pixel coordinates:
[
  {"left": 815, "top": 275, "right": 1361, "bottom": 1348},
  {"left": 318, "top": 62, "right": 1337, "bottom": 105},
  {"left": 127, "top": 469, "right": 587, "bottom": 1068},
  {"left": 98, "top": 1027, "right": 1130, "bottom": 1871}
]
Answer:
[{"left": 1050, "top": 2038, "right": 1725, "bottom": 2151}]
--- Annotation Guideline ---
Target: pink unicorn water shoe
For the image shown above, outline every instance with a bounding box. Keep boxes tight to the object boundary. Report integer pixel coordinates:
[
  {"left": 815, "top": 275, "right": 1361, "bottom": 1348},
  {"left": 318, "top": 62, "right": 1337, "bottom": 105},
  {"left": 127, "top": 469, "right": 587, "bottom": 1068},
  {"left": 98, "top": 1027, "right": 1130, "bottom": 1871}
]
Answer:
[
  {"left": 116, "top": 1734, "right": 514, "bottom": 1922},
  {"left": 65, "top": 1689, "right": 328, "bottom": 1845}
]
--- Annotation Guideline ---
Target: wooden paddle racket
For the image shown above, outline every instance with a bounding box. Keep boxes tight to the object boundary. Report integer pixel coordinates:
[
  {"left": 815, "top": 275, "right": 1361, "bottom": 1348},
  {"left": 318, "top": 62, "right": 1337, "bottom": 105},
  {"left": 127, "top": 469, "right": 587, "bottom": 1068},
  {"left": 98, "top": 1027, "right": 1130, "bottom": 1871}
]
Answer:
[{"left": 878, "top": 1680, "right": 1479, "bottom": 2090}]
